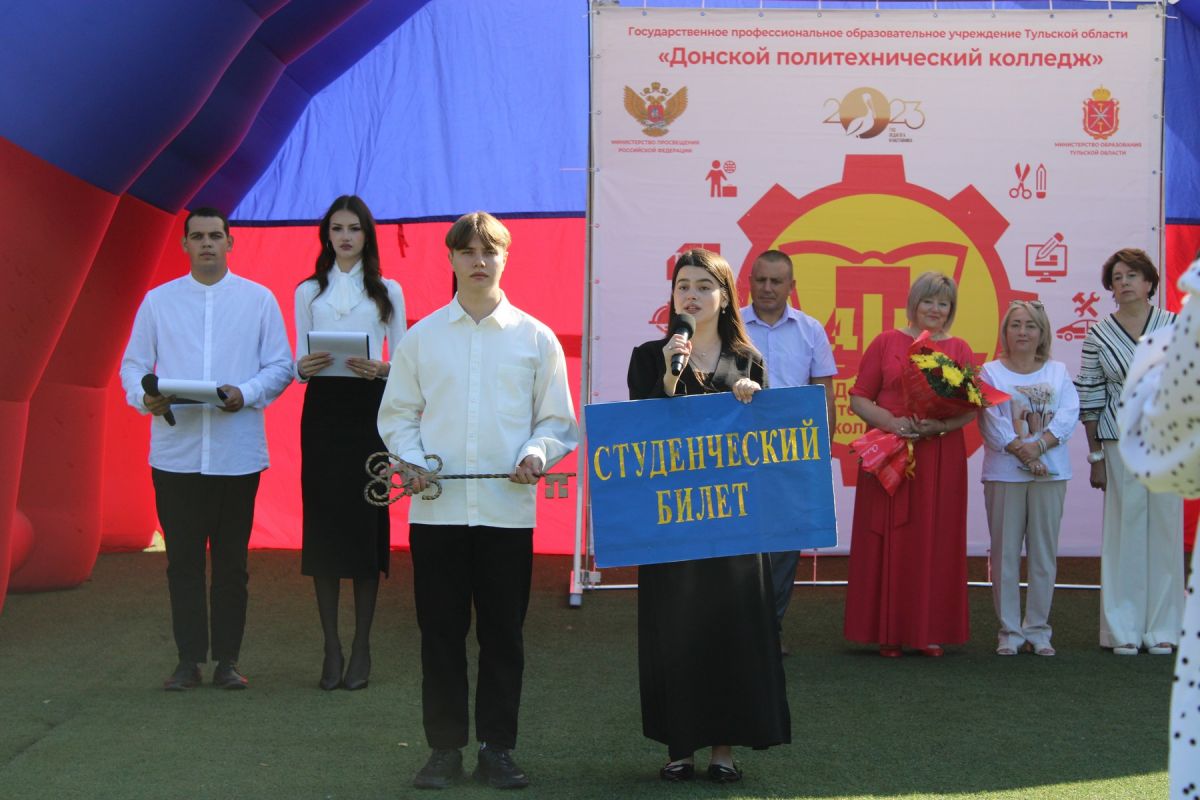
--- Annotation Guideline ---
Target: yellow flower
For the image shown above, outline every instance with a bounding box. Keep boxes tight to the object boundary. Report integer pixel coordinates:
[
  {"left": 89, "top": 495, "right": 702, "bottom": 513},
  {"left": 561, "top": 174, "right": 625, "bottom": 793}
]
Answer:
[
  {"left": 967, "top": 384, "right": 982, "bottom": 406},
  {"left": 941, "top": 365, "right": 965, "bottom": 387},
  {"left": 911, "top": 354, "right": 941, "bottom": 369}
]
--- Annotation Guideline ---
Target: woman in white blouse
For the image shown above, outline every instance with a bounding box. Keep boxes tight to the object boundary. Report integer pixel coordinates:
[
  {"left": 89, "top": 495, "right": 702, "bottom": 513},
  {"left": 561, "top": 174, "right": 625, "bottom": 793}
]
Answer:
[
  {"left": 979, "top": 301, "right": 1079, "bottom": 656},
  {"left": 294, "top": 195, "right": 406, "bottom": 690}
]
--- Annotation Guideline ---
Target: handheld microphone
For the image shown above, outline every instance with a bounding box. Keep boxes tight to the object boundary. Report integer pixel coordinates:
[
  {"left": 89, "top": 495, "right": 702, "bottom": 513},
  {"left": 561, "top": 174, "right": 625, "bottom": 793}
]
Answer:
[
  {"left": 669, "top": 313, "right": 697, "bottom": 376},
  {"left": 141, "top": 374, "right": 177, "bottom": 426}
]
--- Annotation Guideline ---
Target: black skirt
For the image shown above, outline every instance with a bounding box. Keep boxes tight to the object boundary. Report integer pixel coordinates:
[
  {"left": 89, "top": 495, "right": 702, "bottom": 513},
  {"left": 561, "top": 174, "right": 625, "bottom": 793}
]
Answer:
[
  {"left": 638, "top": 554, "right": 791, "bottom": 757},
  {"left": 300, "top": 376, "right": 390, "bottom": 578}
]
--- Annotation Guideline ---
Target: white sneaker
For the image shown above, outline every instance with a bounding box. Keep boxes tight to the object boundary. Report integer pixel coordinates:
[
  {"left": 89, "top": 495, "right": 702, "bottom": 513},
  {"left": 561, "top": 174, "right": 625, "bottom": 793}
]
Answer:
[{"left": 1112, "top": 644, "right": 1138, "bottom": 656}]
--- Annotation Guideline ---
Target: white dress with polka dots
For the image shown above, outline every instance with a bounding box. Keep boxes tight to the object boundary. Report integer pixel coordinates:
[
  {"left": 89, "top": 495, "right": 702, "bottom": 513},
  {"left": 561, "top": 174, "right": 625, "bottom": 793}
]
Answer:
[{"left": 1119, "top": 259, "right": 1200, "bottom": 799}]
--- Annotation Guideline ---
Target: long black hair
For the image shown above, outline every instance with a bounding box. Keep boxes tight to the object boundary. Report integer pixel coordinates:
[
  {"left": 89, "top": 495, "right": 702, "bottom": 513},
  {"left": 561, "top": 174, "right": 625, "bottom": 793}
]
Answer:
[{"left": 302, "top": 195, "right": 394, "bottom": 323}]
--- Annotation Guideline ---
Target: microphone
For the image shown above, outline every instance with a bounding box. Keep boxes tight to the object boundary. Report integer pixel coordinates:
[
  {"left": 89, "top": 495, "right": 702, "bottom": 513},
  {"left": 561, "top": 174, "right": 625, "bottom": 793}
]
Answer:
[
  {"left": 141, "top": 374, "right": 176, "bottom": 427},
  {"left": 669, "top": 313, "right": 696, "bottom": 376}
]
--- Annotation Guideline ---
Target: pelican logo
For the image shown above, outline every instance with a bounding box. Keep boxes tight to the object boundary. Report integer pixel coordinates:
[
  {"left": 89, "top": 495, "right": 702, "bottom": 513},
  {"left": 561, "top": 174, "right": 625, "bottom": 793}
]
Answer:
[
  {"left": 823, "top": 87, "right": 926, "bottom": 139},
  {"left": 623, "top": 82, "right": 688, "bottom": 137},
  {"left": 735, "top": 155, "right": 1028, "bottom": 484},
  {"left": 1083, "top": 86, "right": 1119, "bottom": 141}
]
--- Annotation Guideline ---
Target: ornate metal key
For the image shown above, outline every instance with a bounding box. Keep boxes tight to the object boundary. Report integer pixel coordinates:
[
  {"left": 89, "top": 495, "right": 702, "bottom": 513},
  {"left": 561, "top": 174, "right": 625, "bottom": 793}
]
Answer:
[{"left": 364, "top": 452, "right": 575, "bottom": 506}]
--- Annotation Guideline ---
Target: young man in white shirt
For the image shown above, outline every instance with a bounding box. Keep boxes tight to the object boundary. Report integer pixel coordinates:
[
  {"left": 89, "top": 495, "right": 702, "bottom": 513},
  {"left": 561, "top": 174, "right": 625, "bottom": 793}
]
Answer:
[
  {"left": 378, "top": 212, "right": 578, "bottom": 790},
  {"left": 741, "top": 249, "right": 837, "bottom": 653},
  {"left": 119, "top": 208, "right": 292, "bottom": 692}
]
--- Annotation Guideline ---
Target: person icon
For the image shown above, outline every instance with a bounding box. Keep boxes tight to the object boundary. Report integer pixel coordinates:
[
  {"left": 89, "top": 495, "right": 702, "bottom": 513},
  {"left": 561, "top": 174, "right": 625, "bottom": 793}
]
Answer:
[{"left": 706, "top": 160, "right": 727, "bottom": 197}]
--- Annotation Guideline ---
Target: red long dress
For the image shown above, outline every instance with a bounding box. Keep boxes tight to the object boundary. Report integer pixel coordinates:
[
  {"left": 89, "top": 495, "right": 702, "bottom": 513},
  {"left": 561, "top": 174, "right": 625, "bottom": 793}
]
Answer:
[{"left": 843, "top": 329, "right": 973, "bottom": 648}]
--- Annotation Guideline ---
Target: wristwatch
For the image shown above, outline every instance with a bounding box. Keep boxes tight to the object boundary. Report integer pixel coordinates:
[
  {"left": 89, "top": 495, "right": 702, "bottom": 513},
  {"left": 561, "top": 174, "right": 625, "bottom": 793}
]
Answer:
[{"left": 1087, "top": 450, "right": 1106, "bottom": 464}]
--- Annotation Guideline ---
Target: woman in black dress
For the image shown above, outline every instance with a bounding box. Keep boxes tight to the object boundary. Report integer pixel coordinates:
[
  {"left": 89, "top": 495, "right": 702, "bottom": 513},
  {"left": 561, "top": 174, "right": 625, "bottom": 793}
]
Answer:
[
  {"left": 293, "top": 196, "right": 406, "bottom": 690},
  {"left": 626, "top": 248, "right": 790, "bottom": 783}
]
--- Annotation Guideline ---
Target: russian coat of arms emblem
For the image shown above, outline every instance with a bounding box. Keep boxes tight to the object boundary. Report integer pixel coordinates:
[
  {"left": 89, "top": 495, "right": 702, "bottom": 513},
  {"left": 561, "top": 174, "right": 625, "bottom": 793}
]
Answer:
[{"left": 623, "top": 82, "right": 688, "bottom": 137}]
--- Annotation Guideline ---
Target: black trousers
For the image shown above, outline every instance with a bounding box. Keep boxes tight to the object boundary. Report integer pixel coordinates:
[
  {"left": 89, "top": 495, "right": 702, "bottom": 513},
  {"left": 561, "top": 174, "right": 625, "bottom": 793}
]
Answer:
[
  {"left": 409, "top": 523, "right": 533, "bottom": 750},
  {"left": 768, "top": 550, "right": 800, "bottom": 629},
  {"left": 152, "top": 469, "right": 261, "bottom": 664}
]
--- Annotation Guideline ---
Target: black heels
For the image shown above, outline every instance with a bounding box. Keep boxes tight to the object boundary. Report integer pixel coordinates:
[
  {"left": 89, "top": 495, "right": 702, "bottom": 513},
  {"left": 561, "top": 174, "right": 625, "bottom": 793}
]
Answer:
[
  {"left": 343, "top": 647, "right": 371, "bottom": 691},
  {"left": 319, "top": 649, "right": 344, "bottom": 691}
]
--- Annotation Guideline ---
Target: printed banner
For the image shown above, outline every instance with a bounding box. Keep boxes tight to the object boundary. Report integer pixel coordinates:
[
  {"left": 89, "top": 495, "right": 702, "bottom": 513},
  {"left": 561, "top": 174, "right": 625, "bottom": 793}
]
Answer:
[
  {"left": 589, "top": 7, "right": 1164, "bottom": 556},
  {"left": 585, "top": 386, "right": 837, "bottom": 567}
]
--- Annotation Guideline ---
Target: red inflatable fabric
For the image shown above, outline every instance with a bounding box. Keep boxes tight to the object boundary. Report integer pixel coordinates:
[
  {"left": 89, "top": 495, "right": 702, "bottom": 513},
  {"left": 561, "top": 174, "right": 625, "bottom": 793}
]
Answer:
[
  {"left": 99, "top": 216, "right": 587, "bottom": 556},
  {"left": 0, "top": 136, "right": 118, "bottom": 609},
  {"left": 12, "top": 196, "right": 176, "bottom": 590}
]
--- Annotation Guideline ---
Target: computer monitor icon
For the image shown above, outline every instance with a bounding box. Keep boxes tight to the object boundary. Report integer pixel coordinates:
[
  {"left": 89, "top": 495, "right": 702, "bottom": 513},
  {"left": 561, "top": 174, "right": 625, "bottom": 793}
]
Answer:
[{"left": 1025, "top": 233, "right": 1067, "bottom": 283}]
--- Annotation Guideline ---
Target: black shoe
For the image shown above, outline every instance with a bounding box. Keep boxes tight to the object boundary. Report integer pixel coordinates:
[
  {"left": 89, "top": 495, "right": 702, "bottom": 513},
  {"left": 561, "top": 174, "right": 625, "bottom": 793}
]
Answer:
[
  {"left": 473, "top": 746, "right": 530, "bottom": 789},
  {"left": 707, "top": 763, "right": 742, "bottom": 783},
  {"left": 212, "top": 660, "right": 248, "bottom": 690},
  {"left": 163, "top": 661, "right": 201, "bottom": 691},
  {"left": 342, "top": 647, "right": 370, "bottom": 691},
  {"left": 659, "top": 761, "right": 695, "bottom": 781},
  {"left": 319, "top": 649, "right": 343, "bottom": 691},
  {"left": 413, "top": 749, "right": 463, "bottom": 790}
]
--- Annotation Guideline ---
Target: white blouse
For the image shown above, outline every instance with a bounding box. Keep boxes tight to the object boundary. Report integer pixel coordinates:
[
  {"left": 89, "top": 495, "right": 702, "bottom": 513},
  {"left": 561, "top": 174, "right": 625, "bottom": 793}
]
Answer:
[
  {"left": 978, "top": 359, "right": 1079, "bottom": 482},
  {"left": 293, "top": 261, "right": 407, "bottom": 379}
]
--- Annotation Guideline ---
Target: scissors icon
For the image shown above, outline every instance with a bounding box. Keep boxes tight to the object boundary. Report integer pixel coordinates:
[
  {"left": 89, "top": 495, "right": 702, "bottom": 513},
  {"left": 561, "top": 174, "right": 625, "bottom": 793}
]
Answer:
[{"left": 1009, "top": 163, "right": 1032, "bottom": 199}]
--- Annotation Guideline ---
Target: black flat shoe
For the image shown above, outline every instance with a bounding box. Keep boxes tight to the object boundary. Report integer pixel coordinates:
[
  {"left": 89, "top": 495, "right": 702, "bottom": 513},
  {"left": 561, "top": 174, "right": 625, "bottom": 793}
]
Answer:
[
  {"left": 413, "top": 748, "right": 463, "bottom": 790},
  {"left": 343, "top": 648, "right": 370, "bottom": 691},
  {"left": 707, "top": 763, "right": 742, "bottom": 783},
  {"left": 212, "top": 661, "right": 248, "bottom": 690},
  {"left": 473, "top": 746, "right": 530, "bottom": 789},
  {"left": 319, "top": 649, "right": 343, "bottom": 691},
  {"left": 659, "top": 762, "right": 694, "bottom": 782},
  {"left": 163, "top": 661, "right": 201, "bottom": 691}
]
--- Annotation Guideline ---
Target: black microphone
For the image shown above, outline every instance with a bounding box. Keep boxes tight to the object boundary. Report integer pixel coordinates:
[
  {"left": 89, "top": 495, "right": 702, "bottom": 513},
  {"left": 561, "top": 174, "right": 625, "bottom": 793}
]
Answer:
[
  {"left": 141, "top": 374, "right": 176, "bottom": 427},
  {"left": 669, "top": 313, "right": 697, "bottom": 376}
]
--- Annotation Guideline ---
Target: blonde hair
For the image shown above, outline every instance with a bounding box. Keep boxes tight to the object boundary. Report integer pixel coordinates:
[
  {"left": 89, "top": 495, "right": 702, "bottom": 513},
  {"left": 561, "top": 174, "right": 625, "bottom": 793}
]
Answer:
[
  {"left": 905, "top": 271, "right": 958, "bottom": 330},
  {"left": 445, "top": 211, "right": 512, "bottom": 251},
  {"left": 999, "top": 300, "right": 1053, "bottom": 362}
]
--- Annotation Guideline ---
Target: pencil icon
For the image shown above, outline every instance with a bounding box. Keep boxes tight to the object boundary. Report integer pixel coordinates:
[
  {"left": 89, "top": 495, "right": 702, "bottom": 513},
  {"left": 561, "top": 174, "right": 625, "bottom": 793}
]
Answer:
[{"left": 1036, "top": 232, "right": 1064, "bottom": 262}]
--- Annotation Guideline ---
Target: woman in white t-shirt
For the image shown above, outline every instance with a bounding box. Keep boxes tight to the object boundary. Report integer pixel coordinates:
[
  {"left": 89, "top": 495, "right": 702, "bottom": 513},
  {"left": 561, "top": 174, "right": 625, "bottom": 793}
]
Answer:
[{"left": 978, "top": 300, "right": 1079, "bottom": 656}]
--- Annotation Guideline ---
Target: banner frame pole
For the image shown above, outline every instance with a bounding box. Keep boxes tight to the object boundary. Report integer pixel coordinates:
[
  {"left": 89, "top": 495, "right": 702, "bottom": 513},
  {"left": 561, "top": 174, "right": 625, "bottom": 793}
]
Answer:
[{"left": 571, "top": 1, "right": 603, "bottom": 608}]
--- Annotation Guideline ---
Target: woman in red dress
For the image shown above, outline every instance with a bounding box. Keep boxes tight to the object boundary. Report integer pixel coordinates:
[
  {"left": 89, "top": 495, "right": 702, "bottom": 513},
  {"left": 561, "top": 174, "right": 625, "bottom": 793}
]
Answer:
[{"left": 843, "top": 272, "right": 977, "bottom": 657}]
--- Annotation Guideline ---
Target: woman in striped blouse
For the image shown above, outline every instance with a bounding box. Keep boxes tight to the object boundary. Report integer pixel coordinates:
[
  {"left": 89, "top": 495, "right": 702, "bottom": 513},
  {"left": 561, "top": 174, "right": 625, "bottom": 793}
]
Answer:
[{"left": 1074, "top": 248, "right": 1183, "bottom": 657}]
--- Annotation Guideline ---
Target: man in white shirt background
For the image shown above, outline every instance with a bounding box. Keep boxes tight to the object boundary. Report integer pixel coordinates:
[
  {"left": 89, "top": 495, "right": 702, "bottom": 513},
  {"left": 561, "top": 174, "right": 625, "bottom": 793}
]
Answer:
[
  {"left": 378, "top": 212, "right": 578, "bottom": 791},
  {"left": 741, "top": 249, "right": 838, "bottom": 654},
  {"left": 119, "top": 208, "right": 293, "bottom": 692}
]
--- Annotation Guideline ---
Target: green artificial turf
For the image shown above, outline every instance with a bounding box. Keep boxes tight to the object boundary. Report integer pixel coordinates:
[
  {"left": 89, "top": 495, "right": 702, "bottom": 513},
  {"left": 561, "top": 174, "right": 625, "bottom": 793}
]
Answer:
[{"left": 0, "top": 552, "right": 1173, "bottom": 799}]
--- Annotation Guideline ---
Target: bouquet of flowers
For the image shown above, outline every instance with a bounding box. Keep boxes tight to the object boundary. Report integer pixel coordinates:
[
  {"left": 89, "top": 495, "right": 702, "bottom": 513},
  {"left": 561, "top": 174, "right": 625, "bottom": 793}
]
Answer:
[
  {"left": 851, "top": 331, "right": 1009, "bottom": 495},
  {"left": 902, "top": 331, "right": 1008, "bottom": 417}
]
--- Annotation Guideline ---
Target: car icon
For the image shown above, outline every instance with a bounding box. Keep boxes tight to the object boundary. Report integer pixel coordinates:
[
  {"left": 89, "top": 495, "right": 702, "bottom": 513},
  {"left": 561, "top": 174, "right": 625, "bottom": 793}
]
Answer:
[{"left": 1056, "top": 318, "right": 1097, "bottom": 342}]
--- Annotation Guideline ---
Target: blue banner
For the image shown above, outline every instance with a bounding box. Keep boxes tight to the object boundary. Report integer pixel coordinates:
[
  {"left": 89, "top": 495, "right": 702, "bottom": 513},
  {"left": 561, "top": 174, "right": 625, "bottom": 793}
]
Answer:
[{"left": 584, "top": 386, "right": 838, "bottom": 568}]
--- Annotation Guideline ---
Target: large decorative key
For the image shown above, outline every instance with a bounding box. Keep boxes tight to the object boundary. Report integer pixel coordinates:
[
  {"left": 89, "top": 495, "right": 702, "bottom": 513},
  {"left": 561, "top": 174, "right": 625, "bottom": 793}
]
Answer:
[{"left": 364, "top": 452, "right": 575, "bottom": 506}]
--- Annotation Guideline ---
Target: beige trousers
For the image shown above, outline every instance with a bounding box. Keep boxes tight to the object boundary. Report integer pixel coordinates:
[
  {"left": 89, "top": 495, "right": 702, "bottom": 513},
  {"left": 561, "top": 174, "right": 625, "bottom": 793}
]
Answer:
[{"left": 984, "top": 480, "right": 1068, "bottom": 650}]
